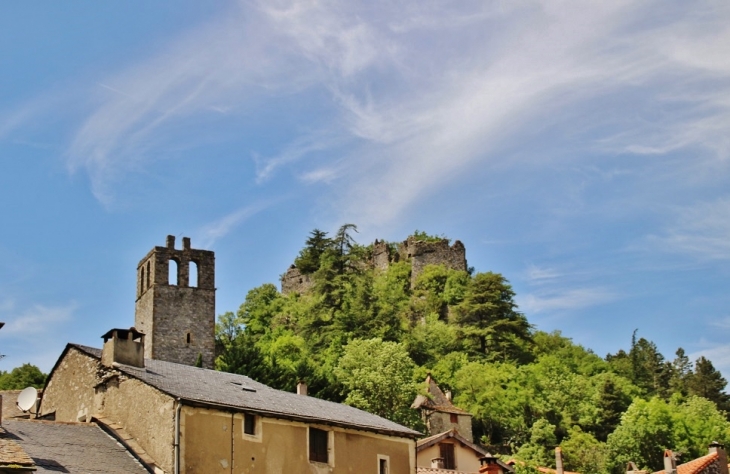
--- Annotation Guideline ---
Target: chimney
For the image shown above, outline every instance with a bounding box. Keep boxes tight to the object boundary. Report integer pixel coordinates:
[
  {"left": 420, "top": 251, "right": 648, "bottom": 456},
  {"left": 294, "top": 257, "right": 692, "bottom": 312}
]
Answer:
[
  {"left": 297, "top": 381, "right": 307, "bottom": 396},
  {"left": 664, "top": 450, "right": 677, "bottom": 474},
  {"left": 479, "top": 455, "right": 502, "bottom": 474},
  {"left": 431, "top": 458, "right": 445, "bottom": 469},
  {"left": 709, "top": 442, "right": 728, "bottom": 474},
  {"left": 556, "top": 447, "right": 564, "bottom": 474},
  {"left": 626, "top": 461, "right": 647, "bottom": 474},
  {"left": 101, "top": 328, "right": 145, "bottom": 368},
  {"left": 445, "top": 390, "right": 452, "bottom": 401}
]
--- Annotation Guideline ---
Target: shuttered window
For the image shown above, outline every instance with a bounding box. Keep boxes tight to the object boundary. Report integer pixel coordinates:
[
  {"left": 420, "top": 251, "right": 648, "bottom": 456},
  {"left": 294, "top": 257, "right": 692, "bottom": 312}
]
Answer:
[
  {"left": 309, "top": 428, "right": 328, "bottom": 463},
  {"left": 440, "top": 443, "right": 455, "bottom": 469}
]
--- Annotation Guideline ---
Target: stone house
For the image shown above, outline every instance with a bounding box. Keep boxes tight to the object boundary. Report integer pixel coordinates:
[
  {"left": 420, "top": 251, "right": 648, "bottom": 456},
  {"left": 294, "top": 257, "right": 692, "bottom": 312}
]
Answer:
[
  {"left": 412, "top": 375, "right": 512, "bottom": 474},
  {"left": 35, "top": 236, "right": 420, "bottom": 474}
]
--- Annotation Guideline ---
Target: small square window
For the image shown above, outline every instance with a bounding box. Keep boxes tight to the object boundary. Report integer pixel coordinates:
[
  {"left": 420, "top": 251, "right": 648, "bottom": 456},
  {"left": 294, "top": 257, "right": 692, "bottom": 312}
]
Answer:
[
  {"left": 244, "top": 413, "right": 255, "bottom": 435},
  {"left": 309, "top": 428, "right": 329, "bottom": 463},
  {"left": 450, "top": 413, "right": 458, "bottom": 424}
]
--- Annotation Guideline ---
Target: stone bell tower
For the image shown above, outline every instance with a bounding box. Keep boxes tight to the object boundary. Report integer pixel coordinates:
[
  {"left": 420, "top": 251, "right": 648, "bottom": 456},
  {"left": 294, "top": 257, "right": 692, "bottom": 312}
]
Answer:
[{"left": 134, "top": 235, "right": 215, "bottom": 369}]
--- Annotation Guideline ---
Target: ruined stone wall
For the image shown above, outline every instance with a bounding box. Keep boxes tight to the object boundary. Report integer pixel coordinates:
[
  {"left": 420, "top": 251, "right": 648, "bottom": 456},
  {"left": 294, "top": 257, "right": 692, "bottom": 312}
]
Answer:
[
  {"left": 280, "top": 265, "right": 315, "bottom": 295},
  {"left": 372, "top": 239, "right": 392, "bottom": 270},
  {"left": 281, "top": 235, "right": 468, "bottom": 294},
  {"left": 427, "top": 412, "right": 473, "bottom": 441},
  {"left": 399, "top": 237, "right": 467, "bottom": 286},
  {"left": 40, "top": 348, "right": 98, "bottom": 423},
  {"left": 135, "top": 236, "right": 216, "bottom": 369}
]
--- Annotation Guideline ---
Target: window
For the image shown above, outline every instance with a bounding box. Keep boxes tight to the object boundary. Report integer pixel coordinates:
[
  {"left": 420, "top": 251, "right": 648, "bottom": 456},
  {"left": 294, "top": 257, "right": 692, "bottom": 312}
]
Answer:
[
  {"left": 146, "top": 261, "right": 151, "bottom": 288},
  {"left": 244, "top": 413, "right": 255, "bottom": 435},
  {"left": 140, "top": 267, "right": 145, "bottom": 293},
  {"left": 440, "top": 443, "right": 455, "bottom": 470},
  {"left": 169, "top": 259, "right": 178, "bottom": 285},
  {"left": 309, "top": 428, "right": 328, "bottom": 463},
  {"left": 186, "top": 332, "right": 191, "bottom": 344},
  {"left": 378, "top": 455, "right": 390, "bottom": 474},
  {"left": 450, "top": 413, "right": 458, "bottom": 424},
  {"left": 189, "top": 261, "right": 198, "bottom": 287}
]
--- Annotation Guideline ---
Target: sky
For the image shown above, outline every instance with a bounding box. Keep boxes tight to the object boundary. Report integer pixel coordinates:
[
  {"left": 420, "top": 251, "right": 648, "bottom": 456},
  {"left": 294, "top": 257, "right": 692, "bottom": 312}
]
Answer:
[{"left": 1, "top": 0, "right": 730, "bottom": 376}]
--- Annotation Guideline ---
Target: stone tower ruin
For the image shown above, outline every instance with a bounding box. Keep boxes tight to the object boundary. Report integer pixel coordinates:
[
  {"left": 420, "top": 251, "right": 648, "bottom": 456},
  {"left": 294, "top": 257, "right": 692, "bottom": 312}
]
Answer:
[{"left": 134, "top": 235, "right": 215, "bottom": 369}]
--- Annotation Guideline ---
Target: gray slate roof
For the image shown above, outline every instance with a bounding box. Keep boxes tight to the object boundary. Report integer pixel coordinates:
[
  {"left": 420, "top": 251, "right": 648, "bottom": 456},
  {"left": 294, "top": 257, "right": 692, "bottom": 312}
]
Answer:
[
  {"left": 2, "top": 419, "right": 149, "bottom": 473},
  {"left": 71, "top": 344, "right": 420, "bottom": 438}
]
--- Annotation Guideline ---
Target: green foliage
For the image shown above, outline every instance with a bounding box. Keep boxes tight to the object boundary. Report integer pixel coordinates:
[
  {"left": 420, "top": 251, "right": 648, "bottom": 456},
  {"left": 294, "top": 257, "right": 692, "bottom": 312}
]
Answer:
[
  {"left": 606, "top": 396, "right": 730, "bottom": 473},
  {"left": 0, "top": 363, "right": 46, "bottom": 390},
  {"left": 334, "top": 338, "right": 421, "bottom": 428},
  {"left": 452, "top": 272, "right": 532, "bottom": 361},
  {"left": 194, "top": 353, "right": 203, "bottom": 368},
  {"left": 410, "top": 230, "right": 448, "bottom": 243},
  {"left": 214, "top": 226, "right": 730, "bottom": 472},
  {"left": 294, "top": 229, "right": 331, "bottom": 274},
  {"left": 561, "top": 427, "right": 607, "bottom": 474}
]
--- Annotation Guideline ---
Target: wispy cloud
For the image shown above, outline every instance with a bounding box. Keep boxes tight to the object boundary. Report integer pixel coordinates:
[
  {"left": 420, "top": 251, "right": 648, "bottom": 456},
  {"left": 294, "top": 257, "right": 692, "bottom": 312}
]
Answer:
[
  {"left": 7, "top": 0, "right": 730, "bottom": 229},
  {"left": 1, "top": 301, "right": 77, "bottom": 337},
  {"left": 196, "top": 200, "right": 276, "bottom": 248},
  {"left": 520, "top": 287, "right": 616, "bottom": 314},
  {"left": 649, "top": 198, "right": 730, "bottom": 261}
]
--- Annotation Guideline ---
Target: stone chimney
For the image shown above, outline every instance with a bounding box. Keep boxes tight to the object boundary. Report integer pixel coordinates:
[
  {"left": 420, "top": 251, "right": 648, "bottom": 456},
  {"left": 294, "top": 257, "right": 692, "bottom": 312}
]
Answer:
[
  {"left": 445, "top": 390, "right": 452, "bottom": 401},
  {"left": 479, "top": 455, "right": 502, "bottom": 474},
  {"left": 297, "top": 381, "right": 308, "bottom": 396},
  {"left": 101, "top": 328, "right": 145, "bottom": 368},
  {"left": 556, "top": 447, "right": 564, "bottom": 474},
  {"left": 709, "top": 442, "right": 729, "bottom": 474},
  {"left": 431, "top": 458, "right": 445, "bottom": 469},
  {"left": 664, "top": 450, "right": 677, "bottom": 474},
  {"left": 626, "top": 461, "right": 647, "bottom": 474}
]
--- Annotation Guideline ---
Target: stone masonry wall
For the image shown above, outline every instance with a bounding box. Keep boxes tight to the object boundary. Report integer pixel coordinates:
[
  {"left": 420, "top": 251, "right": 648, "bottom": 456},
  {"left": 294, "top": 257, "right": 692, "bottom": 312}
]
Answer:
[
  {"left": 428, "top": 411, "right": 474, "bottom": 442},
  {"left": 95, "top": 374, "right": 175, "bottom": 473},
  {"left": 280, "top": 265, "right": 315, "bottom": 295},
  {"left": 399, "top": 237, "right": 467, "bottom": 286},
  {"left": 135, "top": 236, "right": 216, "bottom": 369},
  {"left": 39, "top": 348, "right": 98, "bottom": 423}
]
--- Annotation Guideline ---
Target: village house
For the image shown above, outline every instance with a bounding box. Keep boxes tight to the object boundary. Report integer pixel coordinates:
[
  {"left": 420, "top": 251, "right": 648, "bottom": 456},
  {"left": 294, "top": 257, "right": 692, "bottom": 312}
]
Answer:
[
  {"left": 412, "top": 375, "right": 512, "bottom": 474},
  {"left": 31, "top": 236, "right": 419, "bottom": 473}
]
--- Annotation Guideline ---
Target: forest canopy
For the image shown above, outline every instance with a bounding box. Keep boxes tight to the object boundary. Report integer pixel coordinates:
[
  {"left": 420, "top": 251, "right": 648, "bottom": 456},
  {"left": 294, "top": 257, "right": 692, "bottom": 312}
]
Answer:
[{"left": 215, "top": 226, "right": 730, "bottom": 474}]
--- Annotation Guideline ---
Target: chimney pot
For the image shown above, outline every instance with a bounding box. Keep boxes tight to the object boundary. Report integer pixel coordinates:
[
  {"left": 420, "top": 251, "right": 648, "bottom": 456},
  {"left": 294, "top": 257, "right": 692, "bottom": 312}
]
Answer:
[
  {"left": 664, "top": 450, "right": 677, "bottom": 474},
  {"left": 710, "top": 442, "right": 729, "bottom": 474},
  {"left": 556, "top": 447, "right": 564, "bottom": 474},
  {"left": 297, "top": 381, "right": 307, "bottom": 396}
]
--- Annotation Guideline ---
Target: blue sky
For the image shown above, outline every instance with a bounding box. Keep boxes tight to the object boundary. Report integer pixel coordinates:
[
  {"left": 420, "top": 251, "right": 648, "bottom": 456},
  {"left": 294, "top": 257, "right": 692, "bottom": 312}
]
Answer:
[{"left": 1, "top": 1, "right": 730, "bottom": 375}]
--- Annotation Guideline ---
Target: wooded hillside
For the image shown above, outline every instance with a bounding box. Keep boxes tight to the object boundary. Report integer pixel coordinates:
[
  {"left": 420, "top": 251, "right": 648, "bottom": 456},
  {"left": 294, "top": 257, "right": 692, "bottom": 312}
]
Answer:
[{"left": 215, "top": 225, "right": 730, "bottom": 474}]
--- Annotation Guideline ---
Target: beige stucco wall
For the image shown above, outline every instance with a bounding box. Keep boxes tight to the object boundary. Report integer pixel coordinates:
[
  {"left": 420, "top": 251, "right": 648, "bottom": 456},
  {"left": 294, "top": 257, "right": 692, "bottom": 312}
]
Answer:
[
  {"left": 40, "top": 348, "right": 176, "bottom": 473},
  {"left": 180, "top": 406, "right": 416, "bottom": 474},
  {"left": 417, "top": 440, "right": 482, "bottom": 473}
]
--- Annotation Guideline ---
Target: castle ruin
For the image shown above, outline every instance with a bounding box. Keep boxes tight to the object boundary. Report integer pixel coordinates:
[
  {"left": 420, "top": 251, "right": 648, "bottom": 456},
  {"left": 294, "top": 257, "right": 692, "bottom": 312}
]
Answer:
[{"left": 281, "top": 235, "right": 467, "bottom": 294}]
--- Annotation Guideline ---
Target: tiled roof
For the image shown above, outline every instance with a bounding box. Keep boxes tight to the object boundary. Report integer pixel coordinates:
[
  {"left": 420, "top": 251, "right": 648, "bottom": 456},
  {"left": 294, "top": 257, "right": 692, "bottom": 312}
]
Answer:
[
  {"left": 417, "top": 468, "right": 475, "bottom": 474},
  {"left": 412, "top": 375, "right": 470, "bottom": 415},
  {"left": 68, "top": 344, "right": 420, "bottom": 438},
  {"left": 0, "top": 436, "right": 35, "bottom": 470},
  {"left": 651, "top": 453, "right": 719, "bottom": 474},
  {"left": 2, "top": 419, "right": 149, "bottom": 473},
  {"left": 417, "top": 428, "right": 488, "bottom": 456},
  {"left": 505, "top": 459, "right": 580, "bottom": 474}
]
